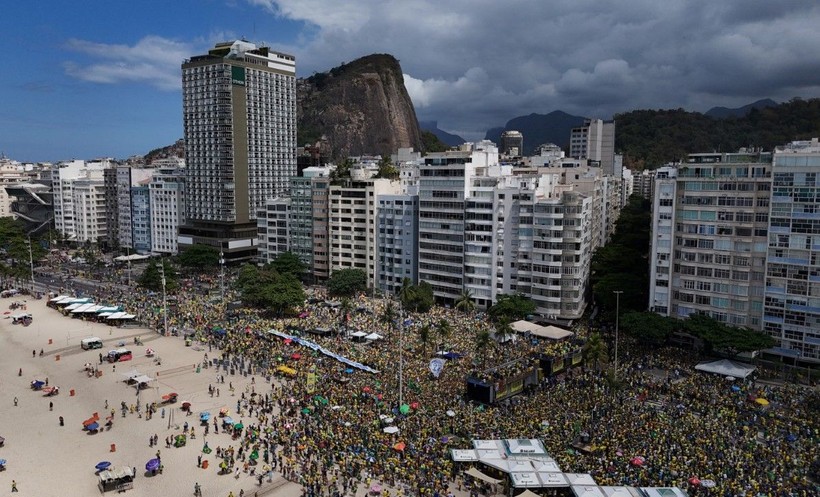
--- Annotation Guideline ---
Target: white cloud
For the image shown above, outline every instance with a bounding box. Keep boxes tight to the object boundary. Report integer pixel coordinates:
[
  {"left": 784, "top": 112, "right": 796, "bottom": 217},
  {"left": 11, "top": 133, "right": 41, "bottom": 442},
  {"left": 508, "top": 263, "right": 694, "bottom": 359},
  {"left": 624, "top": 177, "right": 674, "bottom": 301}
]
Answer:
[{"left": 63, "top": 36, "right": 194, "bottom": 91}]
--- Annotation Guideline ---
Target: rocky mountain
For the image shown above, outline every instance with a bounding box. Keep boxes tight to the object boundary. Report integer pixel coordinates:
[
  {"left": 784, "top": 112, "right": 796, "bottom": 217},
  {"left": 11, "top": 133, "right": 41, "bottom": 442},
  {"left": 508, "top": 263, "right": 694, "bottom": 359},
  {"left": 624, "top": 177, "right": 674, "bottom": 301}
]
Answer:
[
  {"left": 144, "top": 138, "right": 184, "bottom": 163},
  {"left": 297, "top": 54, "right": 423, "bottom": 159},
  {"left": 705, "top": 98, "right": 778, "bottom": 119},
  {"left": 484, "top": 111, "right": 586, "bottom": 156},
  {"left": 419, "top": 121, "right": 465, "bottom": 147}
]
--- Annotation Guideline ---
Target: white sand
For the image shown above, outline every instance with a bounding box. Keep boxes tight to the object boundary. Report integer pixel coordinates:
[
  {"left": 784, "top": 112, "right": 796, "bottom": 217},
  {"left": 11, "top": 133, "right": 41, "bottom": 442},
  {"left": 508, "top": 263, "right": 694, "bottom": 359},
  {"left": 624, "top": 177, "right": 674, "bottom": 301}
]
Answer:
[{"left": 0, "top": 296, "right": 303, "bottom": 497}]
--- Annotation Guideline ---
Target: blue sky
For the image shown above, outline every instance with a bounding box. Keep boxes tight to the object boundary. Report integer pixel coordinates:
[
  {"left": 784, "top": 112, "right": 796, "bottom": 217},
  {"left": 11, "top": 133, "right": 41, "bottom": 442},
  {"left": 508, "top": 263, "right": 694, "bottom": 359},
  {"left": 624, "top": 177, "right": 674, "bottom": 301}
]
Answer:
[{"left": 3, "top": 0, "right": 820, "bottom": 162}]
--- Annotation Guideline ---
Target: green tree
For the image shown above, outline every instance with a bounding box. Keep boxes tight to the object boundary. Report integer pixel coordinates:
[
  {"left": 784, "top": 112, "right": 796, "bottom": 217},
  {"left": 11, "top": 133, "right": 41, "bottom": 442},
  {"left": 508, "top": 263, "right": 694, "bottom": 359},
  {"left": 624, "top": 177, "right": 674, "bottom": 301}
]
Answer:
[
  {"left": 327, "top": 268, "right": 367, "bottom": 297},
  {"left": 455, "top": 289, "right": 476, "bottom": 314},
  {"left": 400, "top": 280, "right": 435, "bottom": 312},
  {"left": 374, "top": 155, "right": 399, "bottom": 180},
  {"left": 271, "top": 252, "right": 307, "bottom": 279},
  {"left": 474, "top": 329, "right": 492, "bottom": 368},
  {"left": 330, "top": 158, "right": 353, "bottom": 184},
  {"left": 488, "top": 294, "right": 536, "bottom": 322},
  {"left": 582, "top": 332, "right": 609, "bottom": 372},
  {"left": 176, "top": 244, "right": 220, "bottom": 270},
  {"left": 682, "top": 314, "right": 775, "bottom": 356},
  {"left": 138, "top": 259, "right": 179, "bottom": 293},
  {"left": 340, "top": 297, "right": 354, "bottom": 333},
  {"left": 494, "top": 318, "right": 515, "bottom": 344},
  {"left": 620, "top": 311, "right": 674, "bottom": 346},
  {"left": 436, "top": 319, "right": 451, "bottom": 348},
  {"left": 234, "top": 263, "right": 305, "bottom": 315},
  {"left": 381, "top": 300, "right": 397, "bottom": 327},
  {"left": 421, "top": 130, "right": 449, "bottom": 153},
  {"left": 418, "top": 324, "right": 432, "bottom": 356}
]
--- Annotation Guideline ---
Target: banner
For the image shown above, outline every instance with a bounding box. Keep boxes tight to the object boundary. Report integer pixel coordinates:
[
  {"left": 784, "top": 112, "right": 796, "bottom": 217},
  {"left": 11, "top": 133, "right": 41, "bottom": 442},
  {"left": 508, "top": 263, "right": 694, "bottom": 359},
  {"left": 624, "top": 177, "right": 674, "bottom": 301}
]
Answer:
[
  {"left": 429, "top": 358, "right": 445, "bottom": 378},
  {"left": 306, "top": 372, "right": 318, "bottom": 394}
]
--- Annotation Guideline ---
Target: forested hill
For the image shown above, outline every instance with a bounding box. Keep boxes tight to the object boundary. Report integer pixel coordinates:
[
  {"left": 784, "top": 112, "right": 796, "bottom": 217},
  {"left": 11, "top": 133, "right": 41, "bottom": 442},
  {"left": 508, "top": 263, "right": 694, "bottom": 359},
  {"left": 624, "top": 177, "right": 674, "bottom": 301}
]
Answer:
[{"left": 615, "top": 98, "right": 820, "bottom": 170}]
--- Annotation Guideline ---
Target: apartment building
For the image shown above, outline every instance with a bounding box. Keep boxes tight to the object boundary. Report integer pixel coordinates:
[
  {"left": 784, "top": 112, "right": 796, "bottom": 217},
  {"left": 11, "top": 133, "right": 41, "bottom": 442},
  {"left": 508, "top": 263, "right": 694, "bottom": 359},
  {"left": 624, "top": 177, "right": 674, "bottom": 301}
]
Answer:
[
  {"left": 376, "top": 194, "right": 419, "bottom": 295},
  {"left": 649, "top": 151, "right": 773, "bottom": 328},
  {"left": 257, "top": 198, "right": 291, "bottom": 263},
  {"left": 763, "top": 139, "right": 820, "bottom": 362},
  {"left": 52, "top": 160, "right": 109, "bottom": 241},
  {"left": 569, "top": 118, "right": 616, "bottom": 175},
  {"left": 72, "top": 176, "right": 107, "bottom": 243},
  {"left": 149, "top": 164, "right": 186, "bottom": 254},
  {"left": 116, "top": 166, "right": 155, "bottom": 254}
]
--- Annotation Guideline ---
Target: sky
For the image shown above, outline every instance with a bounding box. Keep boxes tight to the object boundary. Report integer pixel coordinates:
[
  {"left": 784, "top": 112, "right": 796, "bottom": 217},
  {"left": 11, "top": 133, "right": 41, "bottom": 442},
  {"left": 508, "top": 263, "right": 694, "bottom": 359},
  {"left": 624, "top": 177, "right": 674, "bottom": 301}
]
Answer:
[{"left": 2, "top": 0, "right": 820, "bottom": 163}]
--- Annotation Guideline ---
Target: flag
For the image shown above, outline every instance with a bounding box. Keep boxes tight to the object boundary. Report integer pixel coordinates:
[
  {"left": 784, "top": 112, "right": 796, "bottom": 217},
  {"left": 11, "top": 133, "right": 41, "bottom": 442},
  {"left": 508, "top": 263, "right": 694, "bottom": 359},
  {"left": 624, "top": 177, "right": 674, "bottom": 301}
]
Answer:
[{"left": 429, "top": 358, "right": 445, "bottom": 378}]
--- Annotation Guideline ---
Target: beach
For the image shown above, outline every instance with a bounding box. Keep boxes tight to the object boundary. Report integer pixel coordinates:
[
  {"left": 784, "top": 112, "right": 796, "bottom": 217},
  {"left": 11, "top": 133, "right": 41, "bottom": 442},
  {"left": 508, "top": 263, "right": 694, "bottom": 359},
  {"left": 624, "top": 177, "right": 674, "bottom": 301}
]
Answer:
[{"left": 0, "top": 295, "right": 302, "bottom": 497}]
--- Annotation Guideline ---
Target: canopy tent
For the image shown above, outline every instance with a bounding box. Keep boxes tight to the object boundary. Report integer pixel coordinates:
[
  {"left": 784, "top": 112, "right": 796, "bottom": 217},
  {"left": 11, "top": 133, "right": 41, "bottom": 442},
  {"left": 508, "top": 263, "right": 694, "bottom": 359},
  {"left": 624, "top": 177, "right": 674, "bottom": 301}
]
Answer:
[
  {"left": 465, "top": 467, "right": 502, "bottom": 484},
  {"left": 98, "top": 466, "right": 135, "bottom": 481},
  {"left": 97, "top": 312, "right": 113, "bottom": 318},
  {"left": 80, "top": 305, "right": 104, "bottom": 313},
  {"left": 511, "top": 320, "right": 573, "bottom": 340},
  {"left": 96, "top": 306, "right": 122, "bottom": 313},
  {"left": 11, "top": 313, "right": 31, "bottom": 320},
  {"left": 49, "top": 295, "right": 70, "bottom": 302},
  {"left": 515, "top": 491, "right": 544, "bottom": 497},
  {"left": 350, "top": 331, "right": 368, "bottom": 338},
  {"left": 639, "top": 488, "right": 689, "bottom": 497},
  {"left": 694, "top": 359, "right": 755, "bottom": 379},
  {"left": 53, "top": 296, "right": 75, "bottom": 304},
  {"left": 71, "top": 303, "right": 97, "bottom": 313},
  {"left": 64, "top": 303, "right": 83, "bottom": 311},
  {"left": 450, "top": 449, "right": 478, "bottom": 462},
  {"left": 68, "top": 298, "right": 93, "bottom": 304},
  {"left": 565, "top": 474, "right": 597, "bottom": 486},
  {"left": 114, "top": 254, "right": 150, "bottom": 262},
  {"left": 107, "top": 312, "right": 136, "bottom": 320},
  {"left": 120, "top": 370, "right": 143, "bottom": 381},
  {"left": 510, "top": 472, "right": 540, "bottom": 488},
  {"left": 364, "top": 333, "right": 383, "bottom": 341},
  {"left": 571, "top": 486, "right": 606, "bottom": 497},
  {"left": 132, "top": 375, "right": 154, "bottom": 385}
]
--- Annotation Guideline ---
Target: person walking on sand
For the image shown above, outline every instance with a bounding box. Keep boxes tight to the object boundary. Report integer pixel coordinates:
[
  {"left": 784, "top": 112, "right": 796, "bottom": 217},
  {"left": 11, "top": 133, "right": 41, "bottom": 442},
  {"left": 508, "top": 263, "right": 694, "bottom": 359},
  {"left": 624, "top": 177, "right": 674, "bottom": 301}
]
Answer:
[
  {"left": 11, "top": 480, "right": 18, "bottom": 492},
  {"left": 14, "top": 397, "right": 18, "bottom": 407}
]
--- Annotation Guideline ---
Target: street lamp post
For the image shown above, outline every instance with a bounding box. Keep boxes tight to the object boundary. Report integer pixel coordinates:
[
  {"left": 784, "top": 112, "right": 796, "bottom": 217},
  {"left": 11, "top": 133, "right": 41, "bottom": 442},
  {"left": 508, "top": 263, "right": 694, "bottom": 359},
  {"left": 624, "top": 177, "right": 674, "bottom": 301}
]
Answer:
[
  {"left": 613, "top": 290, "right": 623, "bottom": 378},
  {"left": 27, "top": 235, "right": 35, "bottom": 291},
  {"left": 160, "top": 262, "right": 168, "bottom": 337},
  {"left": 219, "top": 251, "right": 225, "bottom": 302}
]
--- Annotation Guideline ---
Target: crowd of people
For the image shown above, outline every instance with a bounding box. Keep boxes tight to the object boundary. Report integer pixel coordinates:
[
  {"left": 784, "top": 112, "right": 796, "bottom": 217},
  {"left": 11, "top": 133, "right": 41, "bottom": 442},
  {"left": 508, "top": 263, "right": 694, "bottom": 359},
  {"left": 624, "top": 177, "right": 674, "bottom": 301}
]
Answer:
[{"left": 46, "top": 270, "right": 818, "bottom": 497}]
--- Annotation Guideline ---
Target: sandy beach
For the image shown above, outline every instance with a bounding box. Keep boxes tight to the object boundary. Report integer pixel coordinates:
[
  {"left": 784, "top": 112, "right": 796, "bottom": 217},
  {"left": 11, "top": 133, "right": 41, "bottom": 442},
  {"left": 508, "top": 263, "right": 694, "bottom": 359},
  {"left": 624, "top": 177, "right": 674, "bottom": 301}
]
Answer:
[{"left": 0, "top": 295, "right": 302, "bottom": 497}]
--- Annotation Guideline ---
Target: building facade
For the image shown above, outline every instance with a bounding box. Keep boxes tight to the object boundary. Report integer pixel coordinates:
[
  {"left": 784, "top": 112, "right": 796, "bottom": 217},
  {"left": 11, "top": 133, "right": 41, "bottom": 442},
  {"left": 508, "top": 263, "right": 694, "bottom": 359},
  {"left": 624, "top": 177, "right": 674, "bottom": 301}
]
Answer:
[
  {"left": 116, "top": 166, "right": 155, "bottom": 253},
  {"left": 376, "top": 194, "right": 419, "bottom": 295},
  {"left": 179, "top": 40, "right": 296, "bottom": 262},
  {"left": 763, "top": 139, "right": 820, "bottom": 363},
  {"left": 72, "top": 176, "right": 107, "bottom": 244},
  {"left": 649, "top": 151, "right": 773, "bottom": 328},
  {"left": 149, "top": 165, "right": 186, "bottom": 255},
  {"left": 569, "top": 118, "right": 616, "bottom": 175}
]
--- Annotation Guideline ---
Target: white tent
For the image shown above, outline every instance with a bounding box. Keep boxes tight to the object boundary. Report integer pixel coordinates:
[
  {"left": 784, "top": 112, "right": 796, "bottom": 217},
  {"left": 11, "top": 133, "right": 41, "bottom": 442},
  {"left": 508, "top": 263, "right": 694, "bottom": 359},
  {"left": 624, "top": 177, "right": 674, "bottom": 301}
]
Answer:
[
  {"left": 49, "top": 295, "right": 70, "bottom": 302},
  {"left": 64, "top": 303, "right": 82, "bottom": 310},
  {"left": 350, "top": 331, "right": 368, "bottom": 338},
  {"left": 465, "top": 467, "right": 501, "bottom": 484},
  {"left": 364, "top": 333, "right": 383, "bottom": 341},
  {"left": 511, "top": 320, "right": 573, "bottom": 340},
  {"left": 694, "top": 359, "right": 755, "bottom": 379},
  {"left": 132, "top": 374, "right": 154, "bottom": 385},
  {"left": 120, "top": 370, "right": 143, "bottom": 381}
]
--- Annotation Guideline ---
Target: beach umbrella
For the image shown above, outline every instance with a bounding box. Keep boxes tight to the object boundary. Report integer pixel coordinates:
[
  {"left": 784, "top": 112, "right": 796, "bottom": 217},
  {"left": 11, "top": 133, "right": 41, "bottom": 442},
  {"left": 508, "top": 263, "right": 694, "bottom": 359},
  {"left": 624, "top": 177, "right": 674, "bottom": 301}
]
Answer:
[
  {"left": 701, "top": 479, "right": 716, "bottom": 488},
  {"left": 86, "top": 422, "right": 100, "bottom": 431},
  {"left": 399, "top": 404, "right": 410, "bottom": 415},
  {"left": 222, "top": 416, "right": 234, "bottom": 425},
  {"left": 370, "top": 484, "right": 382, "bottom": 494},
  {"left": 755, "top": 398, "right": 770, "bottom": 406},
  {"left": 393, "top": 442, "right": 406, "bottom": 452},
  {"left": 199, "top": 411, "right": 211, "bottom": 422},
  {"left": 344, "top": 368, "right": 353, "bottom": 374},
  {"left": 630, "top": 456, "right": 645, "bottom": 466},
  {"left": 284, "top": 338, "right": 292, "bottom": 344},
  {"left": 688, "top": 477, "right": 701, "bottom": 486},
  {"left": 291, "top": 353, "right": 301, "bottom": 360},
  {"left": 95, "top": 461, "right": 111, "bottom": 471},
  {"left": 0, "top": 459, "right": 6, "bottom": 466},
  {"left": 410, "top": 401, "right": 420, "bottom": 410},
  {"left": 383, "top": 426, "right": 400, "bottom": 434},
  {"left": 234, "top": 422, "right": 244, "bottom": 430},
  {"left": 145, "top": 458, "right": 160, "bottom": 471},
  {"left": 731, "top": 385, "right": 741, "bottom": 392},
  {"left": 446, "top": 410, "right": 456, "bottom": 417},
  {"left": 301, "top": 408, "right": 311, "bottom": 415},
  {"left": 250, "top": 450, "right": 259, "bottom": 460}
]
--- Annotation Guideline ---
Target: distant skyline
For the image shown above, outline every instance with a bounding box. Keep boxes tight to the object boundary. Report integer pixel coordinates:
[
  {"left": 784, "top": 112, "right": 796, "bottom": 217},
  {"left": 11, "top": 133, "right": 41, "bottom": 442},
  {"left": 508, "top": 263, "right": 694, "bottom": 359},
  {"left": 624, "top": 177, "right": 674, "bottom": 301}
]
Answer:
[{"left": 2, "top": 0, "right": 820, "bottom": 162}]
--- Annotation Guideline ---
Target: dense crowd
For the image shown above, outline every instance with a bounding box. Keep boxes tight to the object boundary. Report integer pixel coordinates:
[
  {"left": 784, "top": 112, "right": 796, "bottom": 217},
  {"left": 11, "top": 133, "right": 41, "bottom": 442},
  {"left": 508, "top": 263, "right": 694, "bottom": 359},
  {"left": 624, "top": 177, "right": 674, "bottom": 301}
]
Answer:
[{"left": 48, "top": 275, "right": 818, "bottom": 497}]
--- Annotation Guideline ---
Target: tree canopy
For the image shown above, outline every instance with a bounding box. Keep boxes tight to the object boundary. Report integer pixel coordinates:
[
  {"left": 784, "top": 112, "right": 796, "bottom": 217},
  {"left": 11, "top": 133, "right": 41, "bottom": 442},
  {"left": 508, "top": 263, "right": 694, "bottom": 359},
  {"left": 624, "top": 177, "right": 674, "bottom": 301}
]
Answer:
[
  {"left": 487, "top": 294, "right": 536, "bottom": 322},
  {"left": 234, "top": 263, "right": 305, "bottom": 316},
  {"left": 176, "top": 244, "right": 220, "bottom": 270},
  {"left": 399, "top": 280, "right": 435, "bottom": 313},
  {"left": 270, "top": 252, "right": 307, "bottom": 279},
  {"left": 680, "top": 314, "right": 775, "bottom": 355},
  {"left": 0, "top": 218, "right": 46, "bottom": 280},
  {"left": 327, "top": 268, "right": 367, "bottom": 297},
  {"left": 374, "top": 155, "right": 400, "bottom": 180},
  {"left": 138, "top": 259, "right": 179, "bottom": 293},
  {"left": 619, "top": 311, "right": 675, "bottom": 346}
]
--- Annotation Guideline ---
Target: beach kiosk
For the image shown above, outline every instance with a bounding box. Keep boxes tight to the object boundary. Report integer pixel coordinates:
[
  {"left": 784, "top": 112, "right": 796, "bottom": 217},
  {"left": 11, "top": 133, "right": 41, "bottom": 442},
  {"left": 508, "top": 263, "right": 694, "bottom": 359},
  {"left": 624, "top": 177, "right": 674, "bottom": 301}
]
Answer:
[{"left": 97, "top": 466, "right": 135, "bottom": 492}]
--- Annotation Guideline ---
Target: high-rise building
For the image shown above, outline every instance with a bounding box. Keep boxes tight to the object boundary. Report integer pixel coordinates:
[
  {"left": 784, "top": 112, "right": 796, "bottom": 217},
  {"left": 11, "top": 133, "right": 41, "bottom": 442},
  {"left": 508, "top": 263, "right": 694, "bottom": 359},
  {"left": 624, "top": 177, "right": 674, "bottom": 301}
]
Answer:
[
  {"left": 149, "top": 163, "right": 186, "bottom": 255},
  {"left": 72, "top": 176, "right": 107, "bottom": 244},
  {"left": 52, "top": 160, "right": 109, "bottom": 241},
  {"left": 500, "top": 130, "right": 524, "bottom": 157},
  {"left": 569, "top": 118, "right": 616, "bottom": 174},
  {"left": 648, "top": 151, "right": 773, "bottom": 327},
  {"left": 116, "top": 166, "right": 155, "bottom": 254},
  {"left": 376, "top": 194, "right": 419, "bottom": 295},
  {"left": 179, "top": 40, "right": 296, "bottom": 262},
  {"left": 763, "top": 138, "right": 820, "bottom": 363}
]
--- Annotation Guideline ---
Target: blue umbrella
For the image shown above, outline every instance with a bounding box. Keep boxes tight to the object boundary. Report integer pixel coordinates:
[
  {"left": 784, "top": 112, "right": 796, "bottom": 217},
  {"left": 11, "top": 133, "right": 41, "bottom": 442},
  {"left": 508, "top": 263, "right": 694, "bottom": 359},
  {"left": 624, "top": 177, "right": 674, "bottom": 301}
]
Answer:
[
  {"left": 344, "top": 368, "right": 354, "bottom": 374},
  {"left": 145, "top": 458, "right": 160, "bottom": 471},
  {"left": 199, "top": 411, "right": 211, "bottom": 422},
  {"left": 0, "top": 459, "right": 6, "bottom": 466},
  {"left": 786, "top": 434, "right": 797, "bottom": 442},
  {"left": 95, "top": 461, "right": 111, "bottom": 471},
  {"left": 731, "top": 385, "right": 741, "bottom": 392},
  {"left": 86, "top": 422, "right": 100, "bottom": 431},
  {"left": 222, "top": 416, "right": 234, "bottom": 425}
]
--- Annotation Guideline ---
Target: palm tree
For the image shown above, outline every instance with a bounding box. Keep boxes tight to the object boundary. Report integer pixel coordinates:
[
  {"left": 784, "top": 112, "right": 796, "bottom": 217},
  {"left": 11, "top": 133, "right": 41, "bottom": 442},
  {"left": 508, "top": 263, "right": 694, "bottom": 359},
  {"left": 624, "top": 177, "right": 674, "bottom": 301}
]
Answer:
[
  {"left": 455, "top": 289, "right": 475, "bottom": 314},
  {"left": 418, "top": 324, "right": 431, "bottom": 356},
  {"left": 474, "top": 329, "right": 492, "bottom": 368},
  {"left": 398, "top": 277, "right": 413, "bottom": 306},
  {"left": 494, "top": 318, "right": 514, "bottom": 343},
  {"left": 340, "top": 297, "right": 353, "bottom": 336},
  {"left": 582, "top": 332, "right": 609, "bottom": 372},
  {"left": 436, "top": 318, "right": 451, "bottom": 350},
  {"left": 381, "top": 300, "right": 397, "bottom": 328}
]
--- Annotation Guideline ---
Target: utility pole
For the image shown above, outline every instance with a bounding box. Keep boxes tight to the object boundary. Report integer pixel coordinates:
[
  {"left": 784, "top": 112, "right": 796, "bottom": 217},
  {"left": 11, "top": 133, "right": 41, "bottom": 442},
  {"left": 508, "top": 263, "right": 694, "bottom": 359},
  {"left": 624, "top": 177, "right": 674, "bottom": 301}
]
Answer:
[
  {"left": 220, "top": 251, "right": 225, "bottom": 302},
  {"left": 613, "top": 290, "right": 623, "bottom": 379},
  {"left": 399, "top": 304, "right": 404, "bottom": 409},
  {"left": 27, "top": 234, "right": 35, "bottom": 291},
  {"left": 160, "top": 262, "right": 168, "bottom": 337}
]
